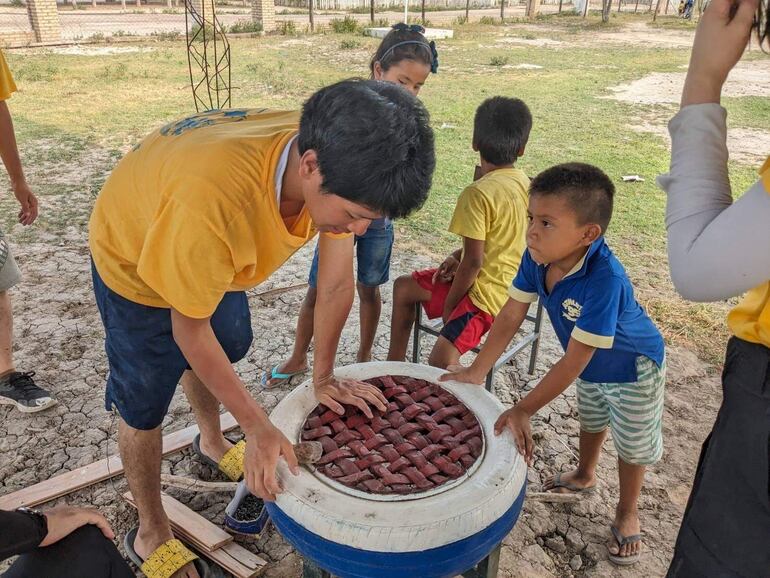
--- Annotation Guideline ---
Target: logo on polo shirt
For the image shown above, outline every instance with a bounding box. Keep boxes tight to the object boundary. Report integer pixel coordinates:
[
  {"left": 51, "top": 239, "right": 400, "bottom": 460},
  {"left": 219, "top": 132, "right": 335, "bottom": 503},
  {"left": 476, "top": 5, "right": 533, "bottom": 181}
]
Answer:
[{"left": 562, "top": 298, "right": 582, "bottom": 322}]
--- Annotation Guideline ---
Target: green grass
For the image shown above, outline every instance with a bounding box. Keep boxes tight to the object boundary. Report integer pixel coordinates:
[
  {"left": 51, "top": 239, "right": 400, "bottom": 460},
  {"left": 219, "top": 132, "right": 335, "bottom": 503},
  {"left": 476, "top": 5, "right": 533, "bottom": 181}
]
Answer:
[{"left": 2, "top": 14, "right": 764, "bottom": 364}]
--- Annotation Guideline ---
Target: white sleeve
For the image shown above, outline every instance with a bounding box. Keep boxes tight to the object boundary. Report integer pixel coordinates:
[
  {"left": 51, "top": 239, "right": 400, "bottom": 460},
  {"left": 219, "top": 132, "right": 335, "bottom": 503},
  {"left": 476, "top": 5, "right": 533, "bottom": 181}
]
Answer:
[{"left": 657, "top": 103, "right": 770, "bottom": 302}]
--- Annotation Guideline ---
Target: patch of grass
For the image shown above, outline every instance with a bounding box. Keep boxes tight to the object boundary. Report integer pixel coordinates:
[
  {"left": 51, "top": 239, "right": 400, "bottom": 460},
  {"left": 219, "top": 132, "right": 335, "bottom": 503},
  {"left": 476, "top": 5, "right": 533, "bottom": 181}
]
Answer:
[
  {"left": 12, "top": 62, "right": 59, "bottom": 82},
  {"left": 489, "top": 55, "right": 509, "bottom": 66},
  {"left": 97, "top": 62, "right": 129, "bottom": 80},
  {"left": 10, "top": 0, "right": 24, "bottom": 7},
  {"left": 375, "top": 18, "right": 390, "bottom": 27},
  {"left": 453, "top": 16, "right": 468, "bottom": 25},
  {"left": 329, "top": 15, "right": 362, "bottom": 34},
  {"left": 478, "top": 15, "right": 499, "bottom": 24},
  {"left": 152, "top": 30, "right": 182, "bottom": 41},
  {"left": 278, "top": 20, "right": 299, "bottom": 35},
  {"left": 339, "top": 39, "right": 361, "bottom": 50},
  {"left": 229, "top": 20, "right": 263, "bottom": 34},
  {"left": 88, "top": 32, "right": 106, "bottom": 42}
]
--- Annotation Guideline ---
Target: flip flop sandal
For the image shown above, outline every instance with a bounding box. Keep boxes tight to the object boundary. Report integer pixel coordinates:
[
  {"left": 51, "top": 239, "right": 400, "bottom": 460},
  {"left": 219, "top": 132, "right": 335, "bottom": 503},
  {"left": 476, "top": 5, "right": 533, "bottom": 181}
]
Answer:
[
  {"left": 192, "top": 434, "right": 246, "bottom": 482},
  {"left": 260, "top": 365, "right": 308, "bottom": 389},
  {"left": 608, "top": 525, "right": 642, "bottom": 566},
  {"left": 544, "top": 472, "right": 597, "bottom": 495},
  {"left": 124, "top": 527, "right": 218, "bottom": 578}
]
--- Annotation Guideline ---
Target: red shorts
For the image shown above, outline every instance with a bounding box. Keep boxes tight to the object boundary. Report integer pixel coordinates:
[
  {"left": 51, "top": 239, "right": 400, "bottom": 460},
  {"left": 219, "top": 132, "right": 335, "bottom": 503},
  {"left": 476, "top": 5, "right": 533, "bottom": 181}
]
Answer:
[{"left": 412, "top": 269, "right": 494, "bottom": 355}]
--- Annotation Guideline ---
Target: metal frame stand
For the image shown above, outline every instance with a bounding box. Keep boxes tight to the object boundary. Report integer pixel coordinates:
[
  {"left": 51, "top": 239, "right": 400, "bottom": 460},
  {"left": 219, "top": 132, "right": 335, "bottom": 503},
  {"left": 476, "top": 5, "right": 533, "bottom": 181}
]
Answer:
[
  {"left": 412, "top": 301, "right": 544, "bottom": 391},
  {"left": 301, "top": 543, "right": 502, "bottom": 578}
]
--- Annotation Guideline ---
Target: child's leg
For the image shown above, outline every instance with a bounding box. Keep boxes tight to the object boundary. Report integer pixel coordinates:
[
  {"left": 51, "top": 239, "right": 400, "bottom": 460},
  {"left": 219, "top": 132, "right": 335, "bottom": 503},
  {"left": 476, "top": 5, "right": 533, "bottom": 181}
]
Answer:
[
  {"left": 427, "top": 336, "right": 462, "bottom": 369},
  {"left": 267, "top": 286, "right": 316, "bottom": 386},
  {"left": 356, "top": 283, "right": 380, "bottom": 363},
  {"left": 544, "top": 428, "right": 607, "bottom": 492},
  {"left": 606, "top": 356, "right": 666, "bottom": 559},
  {"left": 545, "top": 377, "right": 610, "bottom": 492},
  {"left": 355, "top": 222, "right": 393, "bottom": 363},
  {"left": 387, "top": 275, "right": 432, "bottom": 361},
  {"left": 0, "top": 290, "right": 14, "bottom": 375},
  {"left": 611, "top": 459, "right": 645, "bottom": 558}
]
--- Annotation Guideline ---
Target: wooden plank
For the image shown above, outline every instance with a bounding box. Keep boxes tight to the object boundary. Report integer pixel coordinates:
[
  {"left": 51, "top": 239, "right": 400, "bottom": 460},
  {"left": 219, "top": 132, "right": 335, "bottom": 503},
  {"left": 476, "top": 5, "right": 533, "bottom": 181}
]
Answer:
[
  {"left": 126, "top": 491, "right": 233, "bottom": 551},
  {"left": 0, "top": 413, "right": 238, "bottom": 510},
  {"left": 125, "top": 491, "right": 267, "bottom": 578}
]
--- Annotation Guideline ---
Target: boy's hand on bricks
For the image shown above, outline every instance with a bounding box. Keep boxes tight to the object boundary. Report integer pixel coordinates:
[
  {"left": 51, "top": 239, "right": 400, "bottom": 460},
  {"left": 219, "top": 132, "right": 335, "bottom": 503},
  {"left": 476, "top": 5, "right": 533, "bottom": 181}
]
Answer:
[
  {"left": 244, "top": 423, "right": 299, "bottom": 502},
  {"left": 439, "top": 365, "right": 486, "bottom": 386},
  {"left": 314, "top": 376, "right": 388, "bottom": 419},
  {"left": 432, "top": 256, "right": 459, "bottom": 284},
  {"left": 494, "top": 407, "right": 534, "bottom": 465}
]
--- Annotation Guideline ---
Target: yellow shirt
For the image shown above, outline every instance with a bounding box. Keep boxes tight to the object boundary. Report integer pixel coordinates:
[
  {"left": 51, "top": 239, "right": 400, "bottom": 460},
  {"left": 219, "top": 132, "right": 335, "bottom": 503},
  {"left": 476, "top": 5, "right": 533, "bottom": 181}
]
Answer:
[
  {"left": 89, "top": 108, "right": 318, "bottom": 319},
  {"left": 727, "top": 156, "right": 770, "bottom": 348},
  {"left": 448, "top": 168, "right": 530, "bottom": 316},
  {"left": 0, "top": 50, "right": 18, "bottom": 101}
]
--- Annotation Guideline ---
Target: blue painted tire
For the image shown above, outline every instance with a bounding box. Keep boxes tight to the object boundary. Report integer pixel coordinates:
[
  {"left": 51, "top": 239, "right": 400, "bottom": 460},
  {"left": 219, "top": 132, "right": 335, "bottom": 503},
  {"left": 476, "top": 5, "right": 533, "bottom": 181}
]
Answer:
[
  {"left": 267, "top": 482, "right": 525, "bottom": 578},
  {"left": 268, "top": 362, "right": 527, "bottom": 577}
]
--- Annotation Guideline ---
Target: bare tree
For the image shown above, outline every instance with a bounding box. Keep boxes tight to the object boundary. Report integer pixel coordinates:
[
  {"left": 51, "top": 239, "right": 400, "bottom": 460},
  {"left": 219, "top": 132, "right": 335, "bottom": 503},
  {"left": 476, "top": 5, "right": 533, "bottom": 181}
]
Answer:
[
  {"left": 500, "top": 0, "right": 505, "bottom": 20},
  {"left": 370, "top": 0, "right": 375, "bottom": 23},
  {"left": 465, "top": 0, "right": 470, "bottom": 21},
  {"left": 309, "top": 0, "right": 314, "bottom": 31},
  {"left": 421, "top": 0, "right": 425, "bottom": 23},
  {"left": 602, "top": 0, "right": 611, "bottom": 20}
]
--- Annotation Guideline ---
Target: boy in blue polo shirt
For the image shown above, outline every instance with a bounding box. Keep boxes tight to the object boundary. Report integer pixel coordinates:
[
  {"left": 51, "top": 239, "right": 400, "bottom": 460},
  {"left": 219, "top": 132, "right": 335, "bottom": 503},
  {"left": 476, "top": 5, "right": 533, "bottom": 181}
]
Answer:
[{"left": 443, "top": 163, "right": 665, "bottom": 567}]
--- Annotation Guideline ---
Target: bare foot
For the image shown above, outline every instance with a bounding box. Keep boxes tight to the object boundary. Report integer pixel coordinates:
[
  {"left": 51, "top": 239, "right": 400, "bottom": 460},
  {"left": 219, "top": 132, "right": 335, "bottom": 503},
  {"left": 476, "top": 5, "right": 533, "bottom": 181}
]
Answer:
[
  {"left": 265, "top": 358, "right": 308, "bottom": 388},
  {"left": 609, "top": 510, "right": 642, "bottom": 559},
  {"left": 198, "top": 433, "right": 233, "bottom": 463},
  {"left": 542, "top": 469, "right": 596, "bottom": 494},
  {"left": 135, "top": 526, "right": 200, "bottom": 578}
]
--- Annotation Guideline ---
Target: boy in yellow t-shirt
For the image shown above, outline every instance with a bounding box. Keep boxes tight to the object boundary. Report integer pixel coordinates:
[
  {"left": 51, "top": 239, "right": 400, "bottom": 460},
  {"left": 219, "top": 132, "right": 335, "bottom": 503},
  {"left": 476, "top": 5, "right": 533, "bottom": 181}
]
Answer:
[
  {"left": 88, "top": 79, "right": 435, "bottom": 576},
  {"left": 0, "top": 49, "right": 53, "bottom": 414},
  {"left": 388, "top": 96, "right": 531, "bottom": 368}
]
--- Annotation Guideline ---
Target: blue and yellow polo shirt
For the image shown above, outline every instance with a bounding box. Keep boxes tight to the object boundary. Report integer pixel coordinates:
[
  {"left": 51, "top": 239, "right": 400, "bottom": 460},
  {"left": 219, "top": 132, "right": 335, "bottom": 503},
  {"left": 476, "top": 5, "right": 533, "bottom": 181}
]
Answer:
[{"left": 509, "top": 238, "right": 664, "bottom": 383}]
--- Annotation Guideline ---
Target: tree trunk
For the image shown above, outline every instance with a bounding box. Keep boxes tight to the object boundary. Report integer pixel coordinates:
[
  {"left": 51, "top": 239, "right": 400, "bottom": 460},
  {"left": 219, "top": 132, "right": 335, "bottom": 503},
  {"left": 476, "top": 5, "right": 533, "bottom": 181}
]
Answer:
[
  {"left": 465, "top": 0, "right": 469, "bottom": 20},
  {"left": 309, "top": 0, "right": 314, "bottom": 31},
  {"left": 92, "top": 0, "right": 97, "bottom": 8},
  {"left": 583, "top": 0, "right": 589, "bottom": 17},
  {"left": 135, "top": 0, "right": 140, "bottom": 7},
  {"left": 617, "top": 0, "right": 622, "bottom": 12},
  {"left": 370, "top": 0, "right": 375, "bottom": 23},
  {"left": 499, "top": 0, "right": 504, "bottom": 20},
  {"left": 421, "top": 0, "right": 425, "bottom": 23},
  {"left": 634, "top": 0, "right": 640, "bottom": 12},
  {"left": 121, "top": 0, "right": 126, "bottom": 10},
  {"left": 602, "top": 0, "right": 610, "bottom": 20},
  {"left": 558, "top": 0, "right": 563, "bottom": 12}
]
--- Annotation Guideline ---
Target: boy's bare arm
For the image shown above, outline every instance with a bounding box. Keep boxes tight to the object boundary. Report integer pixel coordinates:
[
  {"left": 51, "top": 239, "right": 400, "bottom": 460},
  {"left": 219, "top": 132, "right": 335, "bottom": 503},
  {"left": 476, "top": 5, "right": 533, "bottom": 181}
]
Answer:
[
  {"left": 170, "top": 310, "right": 299, "bottom": 501},
  {"left": 442, "top": 236, "right": 484, "bottom": 322},
  {"left": 517, "top": 338, "right": 596, "bottom": 417},
  {"left": 0, "top": 101, "right": 37, "bottom": 225},
  {"left": 312, "top": 233, "right": 388, "bottom": 417},
  {"left": 440, "top": 297, "right": 529, "bottom": 384}
]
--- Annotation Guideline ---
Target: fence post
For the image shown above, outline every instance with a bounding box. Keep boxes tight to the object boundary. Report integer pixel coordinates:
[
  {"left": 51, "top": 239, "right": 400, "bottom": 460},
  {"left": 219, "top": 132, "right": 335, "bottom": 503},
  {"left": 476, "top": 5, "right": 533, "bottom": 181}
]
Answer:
[{"left": 26, "top": 0, "right": 61, "bottom": 42}]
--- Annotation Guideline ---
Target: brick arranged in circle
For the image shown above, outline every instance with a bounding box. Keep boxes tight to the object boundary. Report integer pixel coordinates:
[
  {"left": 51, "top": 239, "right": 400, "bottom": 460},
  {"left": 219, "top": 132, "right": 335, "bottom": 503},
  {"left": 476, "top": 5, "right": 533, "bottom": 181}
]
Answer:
[{"left": 302, "top": 375, "right": 484, "bottom": 495}]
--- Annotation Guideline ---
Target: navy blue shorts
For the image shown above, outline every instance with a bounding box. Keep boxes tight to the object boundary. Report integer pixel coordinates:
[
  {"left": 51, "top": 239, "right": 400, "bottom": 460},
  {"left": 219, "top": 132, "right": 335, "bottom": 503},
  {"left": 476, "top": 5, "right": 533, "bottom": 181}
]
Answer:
[
  {"left": 92, "top": 261, "right": 253, "bottom": 430},
  {"left": 308, "top": 220, "right": 394, "bottom": 289}
]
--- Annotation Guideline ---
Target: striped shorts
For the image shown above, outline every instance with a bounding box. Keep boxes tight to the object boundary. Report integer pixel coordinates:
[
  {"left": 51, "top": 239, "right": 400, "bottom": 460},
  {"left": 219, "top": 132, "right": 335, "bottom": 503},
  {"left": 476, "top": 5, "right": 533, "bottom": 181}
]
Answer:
[{"left": 576, "top": 355, "right": 666, "bottom": 465}]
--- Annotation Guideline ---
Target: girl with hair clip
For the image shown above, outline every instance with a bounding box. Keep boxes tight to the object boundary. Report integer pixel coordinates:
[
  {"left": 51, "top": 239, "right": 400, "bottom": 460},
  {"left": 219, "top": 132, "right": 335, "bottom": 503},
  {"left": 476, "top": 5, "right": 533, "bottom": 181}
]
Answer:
[
  {"left": 264, "top": 23, "right": 439, "bottom": 388},
  {"left": 658, "top": 0, "right": 770, "bottom": 574}
]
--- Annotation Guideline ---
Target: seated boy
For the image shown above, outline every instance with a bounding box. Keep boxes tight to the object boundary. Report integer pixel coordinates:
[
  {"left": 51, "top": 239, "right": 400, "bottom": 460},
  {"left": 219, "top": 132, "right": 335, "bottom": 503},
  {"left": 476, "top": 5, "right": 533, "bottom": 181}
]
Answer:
[
  {"left": 387, "top": 96, "right": 532, "bottom": 368},
  {"left": 443, "top": 163, "right": 665, "bottom": 566},
  {"left": 88, "top": 79, "right": 435, "bottom": 577}
]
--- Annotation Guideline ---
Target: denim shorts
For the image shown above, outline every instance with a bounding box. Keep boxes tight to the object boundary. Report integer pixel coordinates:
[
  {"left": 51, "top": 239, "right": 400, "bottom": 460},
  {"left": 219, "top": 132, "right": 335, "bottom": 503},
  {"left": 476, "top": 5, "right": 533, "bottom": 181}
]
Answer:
[
  {"left": 308, "top": 219, "right": 394, "bottom": 288},
  {"left": 92, "top": 261, "right": 253, "bottom": 430}
]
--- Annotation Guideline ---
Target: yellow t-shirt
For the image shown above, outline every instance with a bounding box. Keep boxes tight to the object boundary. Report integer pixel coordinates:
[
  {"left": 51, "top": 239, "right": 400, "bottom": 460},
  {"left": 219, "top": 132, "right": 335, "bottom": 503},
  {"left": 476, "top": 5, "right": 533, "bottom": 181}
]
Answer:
[
  {"left": 89, "top": 108, "right": 319, "bottom": 319},
  {"left": 0, "top": 50, "right": 18, "bottom": 101},
  {"left": 727, "top": 156, "right": 770, "bottom": 348},
  {"left": 447, "top": 168, "right": 530, "bottom": 316}
]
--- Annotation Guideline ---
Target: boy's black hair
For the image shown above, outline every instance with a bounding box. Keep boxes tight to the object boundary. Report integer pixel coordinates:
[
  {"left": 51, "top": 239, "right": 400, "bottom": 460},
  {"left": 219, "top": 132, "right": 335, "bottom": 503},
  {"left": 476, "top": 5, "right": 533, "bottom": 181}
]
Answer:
[
  {"left": 299, "top": 78, "right": 435, "bottom": 219},
  {"left": 370, "top": 23, "right": 438, "bottom": 75},
  {"left": 530, "top": 163, "right": 615, "bottom": 233},
  {"left": 473, "top": 97, "right": 532, "bottom": 166}
]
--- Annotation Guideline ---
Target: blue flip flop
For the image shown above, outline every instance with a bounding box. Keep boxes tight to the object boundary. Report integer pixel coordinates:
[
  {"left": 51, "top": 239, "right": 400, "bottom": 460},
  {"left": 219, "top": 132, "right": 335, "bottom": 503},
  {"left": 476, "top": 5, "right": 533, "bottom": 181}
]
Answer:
[{"left": 259, "top": 365, "right": 308, "bottom": 389}]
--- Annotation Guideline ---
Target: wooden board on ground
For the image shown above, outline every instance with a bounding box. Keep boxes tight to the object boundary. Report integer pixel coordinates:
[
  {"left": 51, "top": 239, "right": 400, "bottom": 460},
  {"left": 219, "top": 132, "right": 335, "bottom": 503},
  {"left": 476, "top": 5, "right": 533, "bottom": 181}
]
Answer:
[
  {"left": 0, "top": 413, "right": 238, "bottom": 510},
  {"left": 125, "top": 491, "right": 233, "bottom": 551},
  {"left": 124, "top": 491, "right": 267, "bottom": 578}
]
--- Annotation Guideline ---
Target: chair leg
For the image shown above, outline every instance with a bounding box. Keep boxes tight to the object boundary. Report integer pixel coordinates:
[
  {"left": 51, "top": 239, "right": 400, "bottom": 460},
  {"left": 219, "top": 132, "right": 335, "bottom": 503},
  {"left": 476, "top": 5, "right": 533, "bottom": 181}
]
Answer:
[
  {"left": 485, "top": 370, "right": 494, "bottom": 392},
  {"left": 303, "top": 558, "right": 332, "bottom": 578},
  {"left": 412, "top": 302, "right": 422, "bottom": 363}
]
